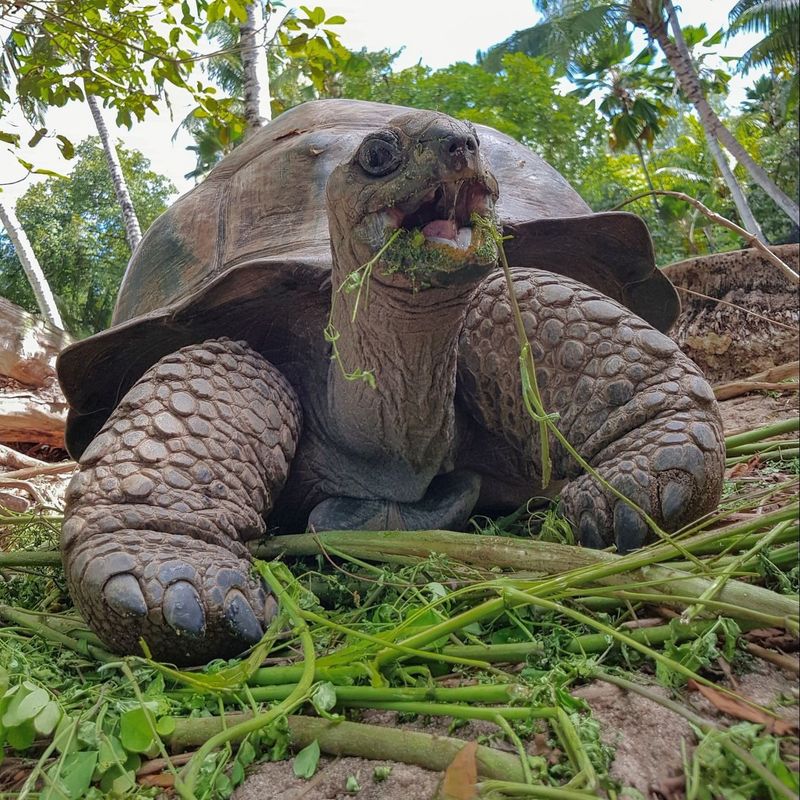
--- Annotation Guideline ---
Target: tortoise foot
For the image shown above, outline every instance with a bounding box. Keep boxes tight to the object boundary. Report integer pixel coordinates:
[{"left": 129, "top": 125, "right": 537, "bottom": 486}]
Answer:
[
  {"left": 72, "top": 530, "right": 274, "bottom": 663},
  {"left": 308, "top": 469, "right": 481, "bottom": 531},
  {"left": 61, "top": 338, "right": 300, "bottom": 665},
  {"left": 560, "top": 411, "right": 724, "bottom": 553}
]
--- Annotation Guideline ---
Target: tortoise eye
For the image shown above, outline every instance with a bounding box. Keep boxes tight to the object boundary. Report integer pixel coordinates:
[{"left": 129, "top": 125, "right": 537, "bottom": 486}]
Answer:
[{"left": 357, "top": 131, "right": 402, "bottom": 176}]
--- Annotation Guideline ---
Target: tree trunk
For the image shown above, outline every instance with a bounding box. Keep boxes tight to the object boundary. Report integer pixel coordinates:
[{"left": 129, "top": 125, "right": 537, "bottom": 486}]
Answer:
[
  {"left": 702, "top": 125, "right": 766, "bottom": 242},
  {"left": 653, "top": 0, "right": 800, "bottom": 227},
  {"left": 632, "top": 139, "right": 660, "bottom": 209},
  {"left": 0, "top": 202, "right": 64, "bottom": 329},
  {"left": 85, "top": 91, "right": 143, "bottom": 252},
  {"left": 240, "top": 0, "right": 272, "bottom": 135}
]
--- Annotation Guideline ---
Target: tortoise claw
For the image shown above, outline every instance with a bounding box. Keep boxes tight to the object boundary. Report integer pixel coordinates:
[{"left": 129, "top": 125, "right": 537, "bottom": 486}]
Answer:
[
  {"left": 103, "top": 574, "right": 147, "bottom": 619},
  {"left": 224, "top": 589, "right": 264, "bottom": 644},
  {"left": 163, "top": 580, "right": 206, "bottom": 637}
]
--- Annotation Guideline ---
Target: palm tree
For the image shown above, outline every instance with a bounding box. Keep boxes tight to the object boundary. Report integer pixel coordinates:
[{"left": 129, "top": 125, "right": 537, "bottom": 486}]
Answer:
[
  {"left": 484, "top": 0, "right": 799, "bottom": 230},
  {"left": 85, "top": 90, "right": 143, "bottom": 251},
  {"left": 728, "top": 0, "right": 799, "bottom": 113},
  {"left": 572, "top": 39, "right": 674, "bottom": 204},
  {"left": 0, "top": 201, "right": 64, "bottom": 328}
]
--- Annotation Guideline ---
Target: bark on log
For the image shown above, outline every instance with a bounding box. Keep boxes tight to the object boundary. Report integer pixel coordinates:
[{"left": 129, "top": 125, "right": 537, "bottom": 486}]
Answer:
[
  {"left": 0, "top": 390, "right": 67, "bottom": 447},
  {"left": 664, "top": 245, "right": 799, "bottom": 384},
  {"left": 0, "top": 297, "right": 73, "bottom": 387}
]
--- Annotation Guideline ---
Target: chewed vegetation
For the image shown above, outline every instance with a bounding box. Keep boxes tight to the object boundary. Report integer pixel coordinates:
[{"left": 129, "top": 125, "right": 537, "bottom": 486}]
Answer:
[{"left": 0, "top": 416, "right": 796, "bottom": 799}]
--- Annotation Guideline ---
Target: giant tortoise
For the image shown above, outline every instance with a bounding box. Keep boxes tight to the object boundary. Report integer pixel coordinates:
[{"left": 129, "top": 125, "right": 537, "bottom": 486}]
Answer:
[{"left": 58, "top": 99, "right": 725, "bottom": 665}]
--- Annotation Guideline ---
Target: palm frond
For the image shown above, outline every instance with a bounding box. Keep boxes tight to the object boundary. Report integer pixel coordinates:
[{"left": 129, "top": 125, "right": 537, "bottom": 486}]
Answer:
[{"left": 481, "top": 3, "right": 629, "bottom": 74}]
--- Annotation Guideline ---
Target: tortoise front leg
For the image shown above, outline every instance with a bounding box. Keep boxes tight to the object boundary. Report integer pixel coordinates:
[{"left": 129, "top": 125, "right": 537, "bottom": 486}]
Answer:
[
  {"left": 457, "top": 268, "right": 725, "bottom": 552},
  {"left": 61, "top": 338, "right": 301, "bottom": 665}
]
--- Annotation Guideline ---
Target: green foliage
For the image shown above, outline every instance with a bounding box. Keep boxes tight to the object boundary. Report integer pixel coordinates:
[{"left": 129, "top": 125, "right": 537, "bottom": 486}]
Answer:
[
  {"left": 728, "top": 0, "right": 800, "bottom": 102},
  {"left": 0, "top": 0, "right": 255, "bottom": 173},
  {"left": 687, "top": 722, "right": 800, "bottom": 800},
  {"left": 0, "top": 137, "right": 174, "bottom": 336}
]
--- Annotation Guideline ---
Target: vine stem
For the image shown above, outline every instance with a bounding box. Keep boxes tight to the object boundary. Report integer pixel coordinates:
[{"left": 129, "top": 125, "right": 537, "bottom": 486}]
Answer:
[
  {"left": 176, "top": 564, "right": 317, "bottom": 799},
  {"left": 612, "top": 190, "right": 799, "bottom": 285}
]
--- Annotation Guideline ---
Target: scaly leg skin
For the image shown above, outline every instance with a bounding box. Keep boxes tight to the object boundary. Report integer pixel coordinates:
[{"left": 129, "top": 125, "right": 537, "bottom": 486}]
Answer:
[
  {"left": 458, "top": 268, "right": 725, "bottom": 552},
  {"left": 61, "top": 338, "right": 301, "bottom": 665}
]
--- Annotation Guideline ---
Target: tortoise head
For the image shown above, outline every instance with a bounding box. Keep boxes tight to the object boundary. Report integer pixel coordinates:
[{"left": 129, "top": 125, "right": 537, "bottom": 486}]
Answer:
[{"left": 326, "top": 111, "right": 500, "bottom": 291}]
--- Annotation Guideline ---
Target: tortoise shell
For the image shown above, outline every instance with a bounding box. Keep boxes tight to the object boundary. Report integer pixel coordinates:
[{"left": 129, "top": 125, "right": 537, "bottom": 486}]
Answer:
[{"left": 57, "top": 99, "right": 679, "bottom": 457}]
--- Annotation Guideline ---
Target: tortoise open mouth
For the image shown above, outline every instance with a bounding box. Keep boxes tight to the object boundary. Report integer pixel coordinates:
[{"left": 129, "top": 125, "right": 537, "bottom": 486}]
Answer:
[{"left": 381, "top": 178, "right": 496, "bottom": 252}]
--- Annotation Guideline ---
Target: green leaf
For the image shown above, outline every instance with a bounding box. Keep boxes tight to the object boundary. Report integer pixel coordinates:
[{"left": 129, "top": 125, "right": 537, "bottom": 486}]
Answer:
[
  {"left": 292, "top": 739, "right": 320, "bottom": 779},
  {"left": 33, "top": 701, "right": 62, "bottom": 736},
  {"left": 237, "top": 739, "right": 256, "bottom": 767},
  {"left": 300, "top": 5, "right": 326, "bottom": 25},
  {"left": 3, "top": 684, "right": 49, "bottom": 727},
  {"left": 56, "top": 134, "right": 75, "bottom": 159},
  {"left": 97, "top": 734, "right": 127, "bottom": 773},
  {"left": 53, "top": 715, "right": 78, "bottom": 755},
  {"left": 6, "top": 721, "right": 35, "bottom": 751},
  {"left": 156, "top": 715, "right": 175, "bottom": 736},
  {"left": 44, "top": 750, "right": 99, "bottom": 800},
  {"left": 311, "top": 682, "right": 337, "bottom": 715},
  {"left": 119, "top": 707, "right": 155, "bottom": 753},
  {"left": 325, "top": 15, "right": 345, "bottom": 24},
  {"left": 345, "top": 774, "right": 361, "bottom": 792},
  {"left": 32, "top": 167, "right": 68, "bottom": 178},
  {"left": 215, "top": 772, "right": 233, "bottom": 797}
]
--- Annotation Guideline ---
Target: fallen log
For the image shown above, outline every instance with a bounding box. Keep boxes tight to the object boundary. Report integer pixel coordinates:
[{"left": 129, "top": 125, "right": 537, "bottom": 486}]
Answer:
[
  {"left": 0, "top": 297, "right": 72, "bottom": 387},
  {"left": 714, "top": 360, "right": 799, "bottom": 401},
  {"left": 0, "top": 389, "right": 67, "bottom": 447}
]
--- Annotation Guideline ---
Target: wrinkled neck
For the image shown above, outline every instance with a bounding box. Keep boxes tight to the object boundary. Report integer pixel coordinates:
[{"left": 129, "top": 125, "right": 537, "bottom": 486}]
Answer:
[{"left": 327, "top": 257, "right": 474, "bottom": 476}]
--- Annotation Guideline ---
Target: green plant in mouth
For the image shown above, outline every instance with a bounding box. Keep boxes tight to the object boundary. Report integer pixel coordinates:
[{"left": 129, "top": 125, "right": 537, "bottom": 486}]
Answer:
[{"left": 378, "top": 216, "right": 500, "bottom": 289}]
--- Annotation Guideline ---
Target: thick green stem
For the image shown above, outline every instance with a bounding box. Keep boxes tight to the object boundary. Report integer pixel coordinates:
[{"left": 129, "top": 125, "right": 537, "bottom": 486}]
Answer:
[
  {"left": 726, "top": 439, "right": 799, "bottom": 456},
  {"left": 724, "top": 418, "right": 799, "bottom": 449},
  {"left": 253, "top": 529, "right": 798, "bottom": 627},
  {"left": 242, "top": 683, "right": 525, "bottom": 704},
  {"left": 168, "top": 714, "right": 532, "bottom": 781},
  {"left": 0, "top": 550, "right": 62, "bottom": 568}
]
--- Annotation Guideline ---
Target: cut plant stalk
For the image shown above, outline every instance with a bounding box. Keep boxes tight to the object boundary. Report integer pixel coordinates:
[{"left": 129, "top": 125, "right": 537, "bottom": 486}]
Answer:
[
  {"left": 168, "top": 714, "right": 535, "bottom": 782},
  {"left": 724, "top": 418, "right": 800, "bottom": 450},
  {"left": 681, "top": 520, "right": 794, "bottom": 623},
  {"left": 253, "top": 528, "right": 798, "bottom": 627}
]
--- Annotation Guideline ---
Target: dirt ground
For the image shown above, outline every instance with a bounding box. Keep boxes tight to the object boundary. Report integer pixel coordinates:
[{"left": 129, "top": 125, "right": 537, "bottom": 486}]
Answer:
[
  {"left": 717, "top": 391, "right": 798, "bottom": 435},
  {"left": 233, "top": 661, "right": 797, "bottom": 800}
]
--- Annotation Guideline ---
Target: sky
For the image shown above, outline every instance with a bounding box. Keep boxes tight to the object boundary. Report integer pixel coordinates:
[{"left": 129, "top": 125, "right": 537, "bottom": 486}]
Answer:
[{"left": 0, "top": 1, "right": 762, "bottom": 205}]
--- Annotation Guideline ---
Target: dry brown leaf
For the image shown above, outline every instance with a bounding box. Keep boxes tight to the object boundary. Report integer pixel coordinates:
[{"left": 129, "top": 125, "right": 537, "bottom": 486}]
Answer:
[
  {"left": 137, "top": 773, "right": 175, "bottom": 788},
  {"left": 688, "top": 679, "right": 798, "bottom": 735},
  {"left": 727, "top": 457, "right": 762, "bottom": 479},
  {"left": 439, "top": 741, "right": 478, "bottom": 800}
]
